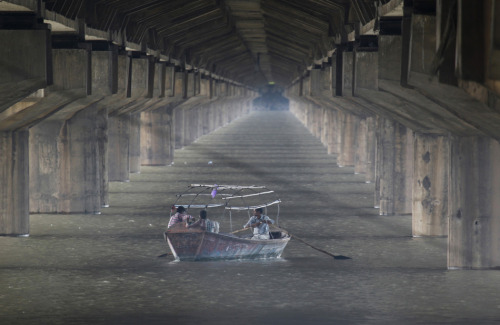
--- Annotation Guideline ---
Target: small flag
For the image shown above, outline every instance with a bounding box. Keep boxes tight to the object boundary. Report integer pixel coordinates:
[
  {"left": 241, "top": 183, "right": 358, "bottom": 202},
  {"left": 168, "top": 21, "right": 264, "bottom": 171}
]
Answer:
[{"left": 211, "top": 185, "right": 218, "bottom": 198}]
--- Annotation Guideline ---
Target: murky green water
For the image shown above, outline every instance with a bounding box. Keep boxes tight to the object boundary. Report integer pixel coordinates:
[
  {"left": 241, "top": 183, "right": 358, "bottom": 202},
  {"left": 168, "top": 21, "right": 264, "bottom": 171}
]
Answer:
[{"left": 2, "top": 111, "right": 500, "bottom": 324}]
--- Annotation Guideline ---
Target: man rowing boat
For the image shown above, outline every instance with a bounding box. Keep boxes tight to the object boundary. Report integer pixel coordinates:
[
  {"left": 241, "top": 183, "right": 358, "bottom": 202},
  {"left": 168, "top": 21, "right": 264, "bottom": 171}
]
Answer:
[{"left": 243, "top": 208, "right": 274, "bottom": 240}]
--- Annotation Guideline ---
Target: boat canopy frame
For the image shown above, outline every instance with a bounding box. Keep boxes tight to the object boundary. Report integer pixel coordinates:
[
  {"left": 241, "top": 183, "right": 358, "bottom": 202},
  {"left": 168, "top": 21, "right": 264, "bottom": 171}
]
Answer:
[{"left": 171, "top": 184, "right": 282, "bottom": 231}]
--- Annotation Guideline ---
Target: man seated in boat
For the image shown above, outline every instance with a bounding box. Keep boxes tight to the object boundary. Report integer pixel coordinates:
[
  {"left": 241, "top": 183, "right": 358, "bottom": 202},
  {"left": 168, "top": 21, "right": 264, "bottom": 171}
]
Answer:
[
  {"left": 167, "top": 206, "right": 193, "bottom": 228},
  {"left": 186, "top": 210, "right": 208, "bottom": 230},
  {"left": 186, "top": 210, "right": 219, "bottom": 233},
  {"left": 243, "top": 208, "right": 274, "bottom": 240}
]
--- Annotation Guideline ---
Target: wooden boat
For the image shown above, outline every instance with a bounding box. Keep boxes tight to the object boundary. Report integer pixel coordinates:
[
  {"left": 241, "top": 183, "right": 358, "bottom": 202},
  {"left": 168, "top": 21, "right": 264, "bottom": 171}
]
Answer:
[
  {"left": 164, "top": 184, "right": 290, "bottom": 261},
  {"left": 165, "top": 223, "right": 289, "bottom": 261}
]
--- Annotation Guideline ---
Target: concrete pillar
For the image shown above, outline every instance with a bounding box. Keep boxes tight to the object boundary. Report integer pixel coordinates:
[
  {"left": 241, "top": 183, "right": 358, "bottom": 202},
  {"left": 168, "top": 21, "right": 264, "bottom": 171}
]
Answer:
[
  {"left": 354, "top": 118, "right": 368, "bottom": 174},
  {"left": 195, "top": 71, "right": 201, "bottom": 95},
  {"left": 140, "top": 106, "right": 174, "bottom": 166},
  {"left": 312, "top": 105, "right": 323, "bottom": 140},
  {"left": 214, "top": 94, "right": 224, "bottom": 128},
  {"left": 30, "top": 48, "right": 102, "bottom": 214},
  {"left": 307, "top": 103, "right": 315, "bottom": 134},
  {"left": 129, "top": 113, "right": 141, "bottom": 173},
  {"left": 183, "top": 104, "right": 197, "bottom": 146},
  {"left": 58, "top": 105, "right": 101, "bottom": 213},
  {"left": 365, "top": 117, "right": 376, "bottom": 183},
  {"left": 321, "top": 108, "right": 330, "bottom": 150},
  {"left": 29, "top": 121, "right": 63, "bottom": 213},
  {"left": 183, "top": 70, "right": 189, "bottom": 99},
  {"left": 190, "top": 104, "right": 199, "bottom": 145},
  {"left": 448, "top": 136, "right": 500, "bottom": 269},
  {"left": 300, "top": 99, "right": 309, "bottom": 130},
  {"left": 174, "top": 105, "right": 184, "bottom": 149},
  {"left": 413, "top": 133, "right": 449, "bottom": 237},
  {"left": 335, "top": 46, "right": 344, "bottom": 96},
  {"left": 187, "top": 71, "right": 195, "bottom": 97},
  {"left": 353, "top": 38, "right": 378, "bottom": 181},
  {"left": 167, "top": 65, "right": 175, "bottom": 97},
  {"left": 108, "top": 114, "right": 130, "bottom": 181},
  {"left": 337, "top": 111, "right": 358, "bottom": 167},
  {"left": 377, "top": 117, "right": 413, "bottom": 215},
  {"left": 91, "top": 50, "right": 113, "bottom": 207},
  {"left": 194, "top": 103, "right": 203, "bottom": 139},
  {"left": 374, "top": 123, "right": 381, "bottom": 209},
  {"left": 200, "top": 77, "right": 210, "bottom": 97},
  {"left": 0, "top": 130, "right": 29, "bottom": 235},
  {"left": 324, "top": 108, "right": 339, "bottom": 155},
  {"left": 205, "top": 100, "right": 213, "bottom": 136},
  {"left": 173, "top": 70, "right": 186, "bottom": 149},
  {"left": 303, "top": 77, "right": 310, "bottom": 99},
  {"left": 213, "top": 79, "right": 219, "bottom": 98},
  {"left": 96, "top": 107, "right": 109, "bottom": 207}
]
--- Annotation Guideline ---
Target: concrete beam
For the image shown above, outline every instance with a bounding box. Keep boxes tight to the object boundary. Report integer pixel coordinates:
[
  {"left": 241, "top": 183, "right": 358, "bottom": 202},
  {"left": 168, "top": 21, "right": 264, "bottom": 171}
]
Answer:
[{"left": 0, "top": 20, "right": 50, "bottom": 113}]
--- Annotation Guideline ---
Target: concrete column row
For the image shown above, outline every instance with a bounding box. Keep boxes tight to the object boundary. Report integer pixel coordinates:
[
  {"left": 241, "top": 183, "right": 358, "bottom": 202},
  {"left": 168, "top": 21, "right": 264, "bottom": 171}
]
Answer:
[
  {"left": 285, "top": 7, "right": 500, "bottom": 269},
  {"left": 289, "top": 67, "right": 486, "bottom": 268},
  {"left": 0, "top": 33, "right": 257, "bottom": 235}
]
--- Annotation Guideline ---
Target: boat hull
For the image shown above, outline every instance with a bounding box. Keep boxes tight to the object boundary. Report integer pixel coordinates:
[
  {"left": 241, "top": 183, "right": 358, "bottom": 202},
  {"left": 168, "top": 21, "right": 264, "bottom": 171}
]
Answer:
[{"left": 165, "top": 227, "right": 290, "bottom": 261}]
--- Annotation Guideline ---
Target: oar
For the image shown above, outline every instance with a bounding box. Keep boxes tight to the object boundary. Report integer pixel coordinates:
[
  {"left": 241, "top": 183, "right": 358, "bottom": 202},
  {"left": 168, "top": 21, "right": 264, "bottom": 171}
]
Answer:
[
  {"left": 231, "top": 227, "right": 250, "bottom": 234},
  {"left": 271, "top": 225, "right": 351, "bottom": 260}
]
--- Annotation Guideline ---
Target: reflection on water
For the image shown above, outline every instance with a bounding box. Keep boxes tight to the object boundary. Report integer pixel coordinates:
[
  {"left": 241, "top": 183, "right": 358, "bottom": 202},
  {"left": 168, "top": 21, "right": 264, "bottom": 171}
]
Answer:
[{"left": 1, "top": 112, "right": 500, "bottom": 324}]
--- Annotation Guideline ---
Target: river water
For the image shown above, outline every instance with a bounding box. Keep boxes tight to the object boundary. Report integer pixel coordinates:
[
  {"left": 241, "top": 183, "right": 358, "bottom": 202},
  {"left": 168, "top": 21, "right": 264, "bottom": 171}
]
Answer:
[{"left": 1, "top": 111, "right": 500, "bottom": 324}]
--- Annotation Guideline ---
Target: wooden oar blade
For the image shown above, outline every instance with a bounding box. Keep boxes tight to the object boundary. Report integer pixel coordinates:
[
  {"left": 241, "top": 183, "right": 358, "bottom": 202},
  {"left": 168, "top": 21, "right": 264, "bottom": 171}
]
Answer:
[{"left": 333, "top": 255, "right": 351, "bottom": 260}]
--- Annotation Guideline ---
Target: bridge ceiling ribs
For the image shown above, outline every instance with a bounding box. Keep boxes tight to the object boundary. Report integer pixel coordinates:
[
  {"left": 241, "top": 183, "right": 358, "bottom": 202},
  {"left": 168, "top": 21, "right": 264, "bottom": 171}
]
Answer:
[{"left": 41, "top": 0, "right": 386, "bottom": 89}]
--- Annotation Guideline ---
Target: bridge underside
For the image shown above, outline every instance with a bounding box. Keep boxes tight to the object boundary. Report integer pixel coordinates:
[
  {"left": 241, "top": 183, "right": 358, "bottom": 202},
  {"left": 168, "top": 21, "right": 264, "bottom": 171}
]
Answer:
[{"left": 1, "top": 0, "right": 500, "bottom": 270}]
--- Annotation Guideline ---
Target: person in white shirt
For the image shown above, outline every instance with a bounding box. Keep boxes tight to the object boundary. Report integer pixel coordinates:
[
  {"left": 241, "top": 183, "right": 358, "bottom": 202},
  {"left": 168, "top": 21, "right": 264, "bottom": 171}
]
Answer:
[{"left": 243, "top": 208, "right": 274, "bottom": 240}]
